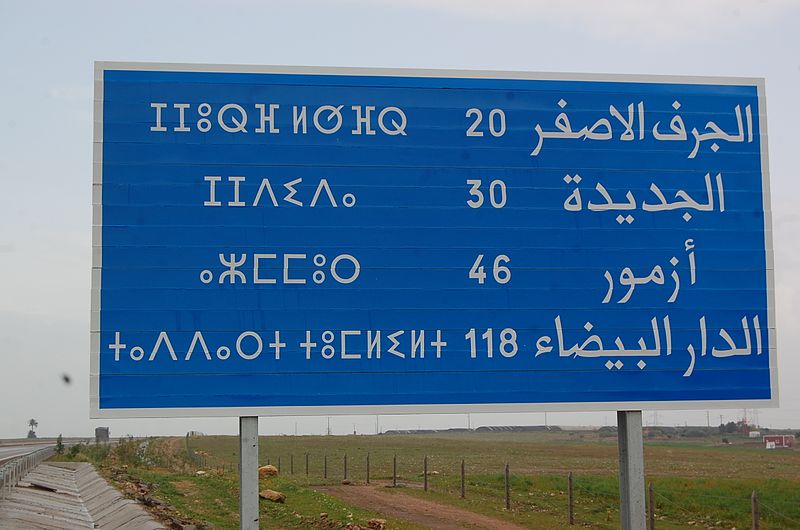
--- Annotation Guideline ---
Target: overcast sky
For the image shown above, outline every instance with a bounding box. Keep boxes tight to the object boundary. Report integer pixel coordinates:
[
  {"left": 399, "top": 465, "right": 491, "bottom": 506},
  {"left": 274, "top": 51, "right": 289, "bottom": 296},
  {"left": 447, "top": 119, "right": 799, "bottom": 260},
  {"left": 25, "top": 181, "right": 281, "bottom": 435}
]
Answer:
[{"left": 1, "top": 0, "right": 798, "bottom": 439}]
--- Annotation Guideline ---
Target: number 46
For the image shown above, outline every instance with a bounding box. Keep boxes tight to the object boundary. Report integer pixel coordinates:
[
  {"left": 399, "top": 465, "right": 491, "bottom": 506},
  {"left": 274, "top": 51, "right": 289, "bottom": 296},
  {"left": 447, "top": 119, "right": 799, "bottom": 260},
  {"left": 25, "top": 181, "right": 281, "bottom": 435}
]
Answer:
[{"left": 469, "top": 254, "right": 511, "bottom": 284}]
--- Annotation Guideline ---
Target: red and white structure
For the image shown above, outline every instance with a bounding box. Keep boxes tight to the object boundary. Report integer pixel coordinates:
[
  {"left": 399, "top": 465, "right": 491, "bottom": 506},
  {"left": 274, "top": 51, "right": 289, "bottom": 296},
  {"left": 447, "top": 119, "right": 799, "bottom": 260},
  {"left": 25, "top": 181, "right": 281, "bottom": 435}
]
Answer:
[{"left": 763, "top": 434, "right": 795, "bottom": 448}]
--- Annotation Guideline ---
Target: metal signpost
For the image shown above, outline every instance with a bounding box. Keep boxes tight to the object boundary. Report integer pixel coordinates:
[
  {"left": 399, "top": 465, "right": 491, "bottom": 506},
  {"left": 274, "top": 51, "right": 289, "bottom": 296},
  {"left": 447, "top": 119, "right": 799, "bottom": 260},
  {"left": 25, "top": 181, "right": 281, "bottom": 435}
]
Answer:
[{"left": 92, "top": 63, "right": 776, "bottom": 529}]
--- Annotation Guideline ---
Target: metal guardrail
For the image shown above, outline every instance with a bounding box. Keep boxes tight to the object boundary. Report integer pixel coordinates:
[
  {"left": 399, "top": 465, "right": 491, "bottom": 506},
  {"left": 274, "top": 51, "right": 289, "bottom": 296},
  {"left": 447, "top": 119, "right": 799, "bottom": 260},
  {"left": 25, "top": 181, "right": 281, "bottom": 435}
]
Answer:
[{"left": 0, "top": 446, "right": 56, "bottom": 499}]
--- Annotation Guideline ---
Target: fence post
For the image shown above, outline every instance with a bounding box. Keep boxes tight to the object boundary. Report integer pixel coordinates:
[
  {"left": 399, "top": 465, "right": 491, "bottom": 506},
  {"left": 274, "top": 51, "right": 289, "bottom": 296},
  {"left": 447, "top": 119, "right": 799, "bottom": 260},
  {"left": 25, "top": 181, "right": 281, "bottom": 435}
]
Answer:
[
  {"left": 504, "top": 463, "right": 511, "bottom": 510},
  {"left": 344, "top": 453, "right": 348, "bottom": 480},
  {"left": 423, "top": 456, "right": 428, "bottom": 491},
  {"left": 366, "top": 453, "right": 370, "bottom": 484},
  {"left": 751, "top": 490, "right": 760, "bottom": 530},
  {"left": 568, "top": 472, "right": 574, "bottom": 525},
  {"left": 648, "top": 482, "right": 655, "bottom": 530},
  {"left": 305, "top": 453, "right": 309, "bottom": 476},
  {"left": 392, "top": 454, "right": 397, "bottom": 487},
  {"left": 324, "top": 454, "right": 328, "bottom": 479},
  {"left": 290, "top": 454, "right": 294, "bottom": 475},
  {"left": 460, "top": 459, "right": 465, "bottom": 499},
  {"left": 277, "top": 456, "right": 281, "bottom": 474}
]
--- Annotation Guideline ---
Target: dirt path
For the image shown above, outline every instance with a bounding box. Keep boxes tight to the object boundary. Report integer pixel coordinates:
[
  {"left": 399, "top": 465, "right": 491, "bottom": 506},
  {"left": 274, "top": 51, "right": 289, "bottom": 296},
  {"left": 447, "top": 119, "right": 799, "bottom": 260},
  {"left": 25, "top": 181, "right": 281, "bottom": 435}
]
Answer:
[{"left": 317, "top": 483, "right": 527, "bottom": 530}]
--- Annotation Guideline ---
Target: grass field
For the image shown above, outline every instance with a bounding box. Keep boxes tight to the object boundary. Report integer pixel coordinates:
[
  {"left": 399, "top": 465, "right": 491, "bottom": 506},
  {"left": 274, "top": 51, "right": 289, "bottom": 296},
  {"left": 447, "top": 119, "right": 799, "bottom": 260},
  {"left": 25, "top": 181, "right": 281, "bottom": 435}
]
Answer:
[{"left": 64, "top": 430, "right": 800, "bottom": 529}]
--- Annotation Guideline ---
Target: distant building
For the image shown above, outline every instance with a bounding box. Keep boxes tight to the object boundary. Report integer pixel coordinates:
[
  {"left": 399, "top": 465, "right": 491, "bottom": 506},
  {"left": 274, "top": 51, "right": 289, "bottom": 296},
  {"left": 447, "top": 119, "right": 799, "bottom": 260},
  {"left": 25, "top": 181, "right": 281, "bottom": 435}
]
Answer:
[
  {"left": 95, "top": 427, "right": 110, "bottom": 443},
  {"left": 763, "top": 434, "right": 795, "bottom": 449},
  {"left": 748, "top": 431, "right": 761, "bottom": 438}
]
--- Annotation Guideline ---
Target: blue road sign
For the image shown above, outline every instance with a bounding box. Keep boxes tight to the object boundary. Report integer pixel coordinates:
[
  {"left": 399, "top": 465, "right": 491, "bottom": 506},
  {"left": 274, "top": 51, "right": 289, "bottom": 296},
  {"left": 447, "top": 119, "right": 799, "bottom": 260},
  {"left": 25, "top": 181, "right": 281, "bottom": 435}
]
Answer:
[{"left": 91, "top": 63, "right": 776, "bottom": 417}]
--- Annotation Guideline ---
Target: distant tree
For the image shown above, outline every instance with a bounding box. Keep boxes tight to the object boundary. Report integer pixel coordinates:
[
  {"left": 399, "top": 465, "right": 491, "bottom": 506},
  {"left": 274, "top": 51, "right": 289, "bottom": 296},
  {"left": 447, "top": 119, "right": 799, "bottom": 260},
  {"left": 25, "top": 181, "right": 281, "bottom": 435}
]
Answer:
[
  {"left": 55, "top": 434, "right": 64, "bottom": 455},
  {"left": 26, "top": 418, "right": 39, "bottom": 439}
]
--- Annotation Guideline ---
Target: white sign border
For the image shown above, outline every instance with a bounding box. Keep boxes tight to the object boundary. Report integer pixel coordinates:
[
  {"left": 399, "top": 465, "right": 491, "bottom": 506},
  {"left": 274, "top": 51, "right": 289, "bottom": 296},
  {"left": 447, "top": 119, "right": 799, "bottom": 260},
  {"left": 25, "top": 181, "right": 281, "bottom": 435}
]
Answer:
[{"left": 91, "top": 61, "right": 777, "bottom": 419}]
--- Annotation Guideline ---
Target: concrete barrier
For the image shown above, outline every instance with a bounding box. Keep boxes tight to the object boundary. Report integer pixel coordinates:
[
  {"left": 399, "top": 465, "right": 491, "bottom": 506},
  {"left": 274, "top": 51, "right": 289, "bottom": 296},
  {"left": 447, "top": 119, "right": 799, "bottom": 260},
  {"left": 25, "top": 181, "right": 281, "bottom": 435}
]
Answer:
[{"left": 0, "top": 461, "right": 165, "bottom": 529}]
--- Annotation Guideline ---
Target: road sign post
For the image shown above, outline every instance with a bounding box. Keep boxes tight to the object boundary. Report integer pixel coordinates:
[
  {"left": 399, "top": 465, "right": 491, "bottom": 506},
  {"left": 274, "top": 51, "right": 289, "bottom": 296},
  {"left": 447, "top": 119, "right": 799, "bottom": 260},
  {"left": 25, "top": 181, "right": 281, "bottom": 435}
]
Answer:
[
  {"left": 239, "top": 416, "right": 258, "bottom": 530},
  {"left": 618, "top": 411, "right": 645, "bottom": 530}
]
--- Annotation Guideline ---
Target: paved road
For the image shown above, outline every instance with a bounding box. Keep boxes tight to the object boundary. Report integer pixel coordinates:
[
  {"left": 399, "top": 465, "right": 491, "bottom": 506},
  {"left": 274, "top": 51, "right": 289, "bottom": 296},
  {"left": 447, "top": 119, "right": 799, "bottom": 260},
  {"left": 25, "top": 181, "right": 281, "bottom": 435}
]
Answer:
[{"left": 0, "top": 444, "right": 52, "bottom": 465}]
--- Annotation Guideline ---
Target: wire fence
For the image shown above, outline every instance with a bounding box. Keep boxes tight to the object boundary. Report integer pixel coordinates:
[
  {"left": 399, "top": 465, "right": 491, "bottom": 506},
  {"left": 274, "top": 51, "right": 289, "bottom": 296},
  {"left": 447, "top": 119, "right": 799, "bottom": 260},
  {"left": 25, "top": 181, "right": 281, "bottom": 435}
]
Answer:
[{"left": 178, "top": 439, "right": 800, "bottom": 529}]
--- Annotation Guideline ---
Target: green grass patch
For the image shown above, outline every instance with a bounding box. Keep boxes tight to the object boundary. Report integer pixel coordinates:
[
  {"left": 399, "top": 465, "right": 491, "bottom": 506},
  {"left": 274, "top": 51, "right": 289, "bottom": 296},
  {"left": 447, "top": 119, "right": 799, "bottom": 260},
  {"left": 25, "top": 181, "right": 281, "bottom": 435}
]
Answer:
[
  {"left": 54, "top": 433, "right": 800, "bottom": 529},
  {"left": 187, "top": 433, "right": 800, "bottom": 530}
]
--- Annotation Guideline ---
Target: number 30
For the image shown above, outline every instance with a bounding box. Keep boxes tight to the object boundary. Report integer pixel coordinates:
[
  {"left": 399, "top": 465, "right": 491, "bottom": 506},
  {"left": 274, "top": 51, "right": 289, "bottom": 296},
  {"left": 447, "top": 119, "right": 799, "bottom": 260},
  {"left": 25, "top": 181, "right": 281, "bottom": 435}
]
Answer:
[{"left": 467, "top": 179, "right": 507, "bottom": 208}]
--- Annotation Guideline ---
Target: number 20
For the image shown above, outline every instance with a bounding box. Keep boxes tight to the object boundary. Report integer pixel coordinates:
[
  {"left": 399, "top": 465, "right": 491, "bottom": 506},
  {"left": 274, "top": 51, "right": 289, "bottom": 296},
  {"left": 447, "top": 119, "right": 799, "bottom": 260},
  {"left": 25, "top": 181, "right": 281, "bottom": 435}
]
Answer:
[{"left": 466, "top": 108, "right": 506, "bottom": 137}]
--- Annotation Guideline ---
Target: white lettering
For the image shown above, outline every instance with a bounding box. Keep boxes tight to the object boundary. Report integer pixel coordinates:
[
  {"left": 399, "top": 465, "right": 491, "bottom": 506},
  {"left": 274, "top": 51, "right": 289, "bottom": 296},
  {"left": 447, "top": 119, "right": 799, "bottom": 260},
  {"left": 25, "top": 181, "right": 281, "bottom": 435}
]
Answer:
[
  {"left": 149, "top": 331, "right": 178, "bottom": 361},
  {"left": 255, "top": 103, "right": 280, "bottom": 134},
  {"left": 367, "top": 330, "right": 381, "bottom": 359},
  {"left": 253, "top": 178, "right": 279, "bottom": 207},
  {"left": 313, "top": 105, "right": 343, "bottom": 134},
  {"left": 109, "top": 332, "right": 126, "bottom": 361},
  {"left": 228, "top": 176, "right": 246, "bottom": 207},
  {"left": 431, "top": 330, "right": 447, "bottom": 359},
  {"left": 253, "top": 254, "right": 277, "bottom": 284},
  {"left": 204, "top": 176, "right": 221, "bottom": 206},
  {"left": 185, "top": 331, "right": 211, "bottom": 361},
  {"left": 283, "top": 254, "right": 306, "bottom": 284},
  {"left": 378, "top": 106, "right": 407, "bottom": 136},
  {"left": 236, "top": 331, "right": 263, "bottom": 360},
  {"left": 352, "top": 105, "right": 376, "bottom": 135},
  {"left": 388, "top": 330, "right": 404, "bottom": 358},
  {"left": 411, "top": 330, "right": 425, "bottom": 359},
  {"left": 341, "top": 330, "right": 362, "bottom": 359},
  {"left": 310, "top": 179, "right": 337, "bottom": 207},
  {"left": 293, "top": 106, "right": 307, "bottom": 134},
  {"left": 150, "top": 103, "right": 167, "bottom": 132},
  {"left": 217, "top": 103, "right": 248, "bottom": 133},
  {"left": 301, "top": 331, "right": 317, "bottom": 359},
  {"left": 283, "top": 177, "right": 303, "bottom": 206},
  {"left": 173, "top": 103, "right": 190, "bottom": 132},
  {"left": 268, "top": 330, "right": 285, "bottom": 359}
]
